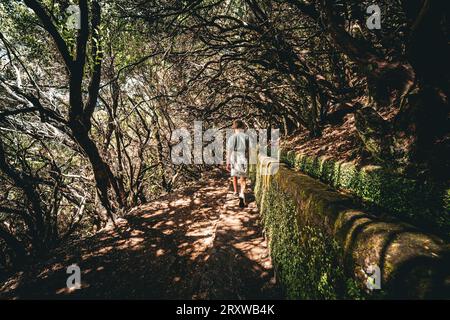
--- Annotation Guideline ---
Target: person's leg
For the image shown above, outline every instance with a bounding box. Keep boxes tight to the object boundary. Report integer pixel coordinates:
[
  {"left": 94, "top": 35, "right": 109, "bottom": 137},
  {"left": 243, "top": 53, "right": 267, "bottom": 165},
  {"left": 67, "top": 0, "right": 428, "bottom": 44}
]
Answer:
[
  {"left": 232, "top": 176, "right": 238, "bottom": 194},
  {"left": 239, "top": 177, "right": 246, "bottom": 196},
  {"left": 238, "top": 176, "right": 247, "bottom": 207}
]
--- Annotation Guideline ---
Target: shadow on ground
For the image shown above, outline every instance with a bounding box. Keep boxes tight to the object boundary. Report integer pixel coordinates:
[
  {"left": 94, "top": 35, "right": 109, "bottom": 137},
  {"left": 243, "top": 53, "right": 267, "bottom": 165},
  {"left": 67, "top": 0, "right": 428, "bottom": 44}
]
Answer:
[{"left": 0, "top": 169, "right": 281, "bottom": 299}]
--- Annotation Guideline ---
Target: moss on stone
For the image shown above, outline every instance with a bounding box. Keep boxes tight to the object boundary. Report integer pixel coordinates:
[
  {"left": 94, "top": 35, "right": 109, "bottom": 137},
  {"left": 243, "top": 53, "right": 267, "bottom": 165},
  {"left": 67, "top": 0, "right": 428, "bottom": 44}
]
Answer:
[
  {"left": 254, "top": 154, "right": 449, "bottom": 299},
  {"left": 281, "top": 149, "right": 450, "bottom": 238},
  {"left": 258, "top": 181, "right": 364, "bottom": 299}
]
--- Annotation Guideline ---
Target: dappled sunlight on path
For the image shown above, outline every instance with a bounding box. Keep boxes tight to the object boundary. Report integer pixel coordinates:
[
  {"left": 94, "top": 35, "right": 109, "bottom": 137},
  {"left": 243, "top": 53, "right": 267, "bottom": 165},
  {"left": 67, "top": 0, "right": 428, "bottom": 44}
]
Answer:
[
  {"left": 0, "top": 169, "right": 280, "bottom": 299},
  {"left": 195, "top": 191, "right": 279, "bottom": 299}
]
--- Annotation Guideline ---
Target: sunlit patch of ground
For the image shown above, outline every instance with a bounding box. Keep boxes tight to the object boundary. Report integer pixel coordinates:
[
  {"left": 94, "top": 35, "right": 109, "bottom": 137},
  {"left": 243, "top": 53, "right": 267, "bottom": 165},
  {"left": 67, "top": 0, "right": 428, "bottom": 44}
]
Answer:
[
  {"left": 283, "top": 108, "right": 399, "bottom": 165},
  {"left": 0, "top": 168, "right": 280, "bottom": 299},
  {"left": 192, "top": 192, "right": 279, "bottom": 299}
]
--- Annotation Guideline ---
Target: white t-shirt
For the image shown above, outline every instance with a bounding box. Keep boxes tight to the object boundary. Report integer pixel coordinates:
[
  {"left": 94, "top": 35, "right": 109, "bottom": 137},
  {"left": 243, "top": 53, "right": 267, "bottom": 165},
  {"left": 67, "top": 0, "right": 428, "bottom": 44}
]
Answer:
[
  {"left": 227, "top": 131, "right": 249, "bottom": 177},
  {"left": 227, "top": 131, "right": 248, "bottom": 154}
]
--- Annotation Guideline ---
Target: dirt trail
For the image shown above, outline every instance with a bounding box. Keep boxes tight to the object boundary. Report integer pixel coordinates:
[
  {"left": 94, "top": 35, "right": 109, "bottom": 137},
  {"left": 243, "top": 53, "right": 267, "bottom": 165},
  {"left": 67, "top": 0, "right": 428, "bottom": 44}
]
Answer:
[{"left": 0, "top": 169, "right": 280, "bottom": 299}]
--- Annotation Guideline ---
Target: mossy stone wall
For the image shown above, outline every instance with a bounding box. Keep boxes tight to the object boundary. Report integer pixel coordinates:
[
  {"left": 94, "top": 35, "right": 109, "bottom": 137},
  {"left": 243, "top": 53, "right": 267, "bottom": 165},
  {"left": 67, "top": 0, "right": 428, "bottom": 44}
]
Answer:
[
  {"left": 280, "top": 149, "right": 450, "bottom": 239},
  {"left": 254, "top": 155, "right": 449, "bottom": 299}
]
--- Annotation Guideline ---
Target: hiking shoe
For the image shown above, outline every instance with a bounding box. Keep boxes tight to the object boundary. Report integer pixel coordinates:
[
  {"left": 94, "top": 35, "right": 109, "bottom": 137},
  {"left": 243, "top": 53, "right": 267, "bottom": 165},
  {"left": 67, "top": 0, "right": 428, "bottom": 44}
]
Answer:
[{"left": 238, "top": 197, "right": 244, "bottom": 208}]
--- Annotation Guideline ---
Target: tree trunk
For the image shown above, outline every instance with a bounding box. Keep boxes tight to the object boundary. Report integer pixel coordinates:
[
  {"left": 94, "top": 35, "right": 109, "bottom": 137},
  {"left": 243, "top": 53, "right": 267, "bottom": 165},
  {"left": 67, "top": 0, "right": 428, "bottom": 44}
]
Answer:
[
  {"left": 0, "top": 141, "right": 47, "bottom": 254},
  {"left": 393, "top": 0, "right": 450, "bottom": 179},
  {"left": 70, "top": 123, "right": 125, "bottom": 221},
  {"left": 0, "top": 227, "right": 28, "bottom": 268}
]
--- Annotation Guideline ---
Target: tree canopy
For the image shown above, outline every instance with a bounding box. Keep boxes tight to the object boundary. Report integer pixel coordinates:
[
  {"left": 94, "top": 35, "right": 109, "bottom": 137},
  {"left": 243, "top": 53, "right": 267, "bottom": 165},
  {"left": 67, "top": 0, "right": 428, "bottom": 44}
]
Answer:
[{"left": 0, "top": 0, "right": 448, "bottom": 272}]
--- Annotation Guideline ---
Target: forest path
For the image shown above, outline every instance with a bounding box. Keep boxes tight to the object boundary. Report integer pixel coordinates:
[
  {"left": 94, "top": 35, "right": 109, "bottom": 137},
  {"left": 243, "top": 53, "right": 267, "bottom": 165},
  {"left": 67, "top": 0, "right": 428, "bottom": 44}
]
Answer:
[{"left": 0, "top": 169, "right": 280, "bottom": 299}]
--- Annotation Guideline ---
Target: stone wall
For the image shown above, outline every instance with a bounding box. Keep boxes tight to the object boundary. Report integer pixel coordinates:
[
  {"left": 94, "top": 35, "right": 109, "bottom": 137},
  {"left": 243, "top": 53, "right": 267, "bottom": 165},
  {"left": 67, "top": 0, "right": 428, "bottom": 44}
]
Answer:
[
  {"left": 252, "top": 155, "right": 449, "bottom": 299},
  {"left": 281, "top": 150, "right": 450, "bottom": 239}
]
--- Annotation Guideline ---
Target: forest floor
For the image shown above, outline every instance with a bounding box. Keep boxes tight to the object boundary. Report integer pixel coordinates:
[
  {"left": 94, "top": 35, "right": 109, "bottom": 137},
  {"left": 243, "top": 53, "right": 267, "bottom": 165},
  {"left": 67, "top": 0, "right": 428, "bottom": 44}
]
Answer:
[
  {"left": 283, "top": 113, "right": 361, "bottom": 163},
  {"left": 282, "top": 107, "right": 398, "bottom": 166},
  {"left": 0, "top": 169, "right": 280, "bottom": 299}
]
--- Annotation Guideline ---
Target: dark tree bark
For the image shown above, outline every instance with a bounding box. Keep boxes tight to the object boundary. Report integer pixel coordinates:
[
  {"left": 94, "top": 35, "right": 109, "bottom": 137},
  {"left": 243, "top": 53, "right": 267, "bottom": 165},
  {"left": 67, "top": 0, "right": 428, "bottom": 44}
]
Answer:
[
  {"left": 23, "top": 0, "right": 126, "bottom": 219},
  {"left": 0, "top": 226, "right": 28, "bottom": 267},
  {"left": 285, "top": 0, "right": 448, "bottom": 174},
  {"left": 320, "top": 0, "right": 415, "bottom": 108},
  {"left": 395, "top": 0, "right": 450, "bottom": 179},
  {"left": 0, "top": 141, "right": 46, "bottom": 254}
]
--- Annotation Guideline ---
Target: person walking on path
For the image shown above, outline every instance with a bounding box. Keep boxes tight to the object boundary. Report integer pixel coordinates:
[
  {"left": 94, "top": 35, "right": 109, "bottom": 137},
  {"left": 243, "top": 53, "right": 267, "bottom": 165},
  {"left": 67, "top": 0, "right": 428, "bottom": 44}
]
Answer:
[{"left": 226, "top": 120, "right": 249, "bottom": 208}]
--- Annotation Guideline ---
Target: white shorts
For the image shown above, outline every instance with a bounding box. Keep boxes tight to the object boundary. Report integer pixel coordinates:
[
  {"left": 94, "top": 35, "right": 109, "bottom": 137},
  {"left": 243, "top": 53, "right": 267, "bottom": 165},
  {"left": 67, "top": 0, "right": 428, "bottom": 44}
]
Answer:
[{"left": 230, "top": 152, "right": 248, "bottom": 177}]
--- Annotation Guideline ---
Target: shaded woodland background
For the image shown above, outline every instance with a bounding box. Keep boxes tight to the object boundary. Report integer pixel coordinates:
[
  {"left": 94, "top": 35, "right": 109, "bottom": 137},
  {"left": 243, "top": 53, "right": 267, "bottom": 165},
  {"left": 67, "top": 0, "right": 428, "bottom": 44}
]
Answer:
[{"left": 0, "top": 0, "right": 448, "bottom": 276}]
